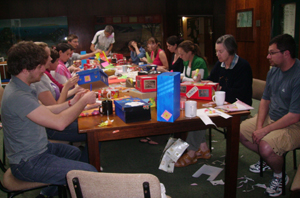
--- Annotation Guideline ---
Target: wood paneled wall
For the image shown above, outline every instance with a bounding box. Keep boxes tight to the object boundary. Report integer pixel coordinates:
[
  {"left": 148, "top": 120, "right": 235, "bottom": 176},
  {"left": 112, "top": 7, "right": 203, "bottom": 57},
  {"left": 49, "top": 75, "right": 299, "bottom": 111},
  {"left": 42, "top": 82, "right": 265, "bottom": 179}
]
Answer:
[
  {"left": 226, "top": 0, "right": 300, "bottom": 80},
  {"left": 225, "top": 0, "right": 272, "bottom": 80},
  {"left": 1, "top": 0, "right": 226, "bottom": 63}
]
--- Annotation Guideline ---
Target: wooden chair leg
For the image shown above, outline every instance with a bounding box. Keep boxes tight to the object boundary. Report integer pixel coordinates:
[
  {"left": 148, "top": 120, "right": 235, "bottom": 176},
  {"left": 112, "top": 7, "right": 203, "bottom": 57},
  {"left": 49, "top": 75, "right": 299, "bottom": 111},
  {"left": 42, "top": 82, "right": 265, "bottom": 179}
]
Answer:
[
  {"left": 209, "top": 128, "right": 212, "bottom": 152},
  {"left": 260, "top": 157, "right": 263, "bottom": 177},
  {"left": 294, "top": 149, "right": 297, "bottom": 170},
  {"left": 282, "top": 152, "right": 287, "bottom": 196},
  {"left": 3, "top": 140, "right": 5, "bottom": 166}
]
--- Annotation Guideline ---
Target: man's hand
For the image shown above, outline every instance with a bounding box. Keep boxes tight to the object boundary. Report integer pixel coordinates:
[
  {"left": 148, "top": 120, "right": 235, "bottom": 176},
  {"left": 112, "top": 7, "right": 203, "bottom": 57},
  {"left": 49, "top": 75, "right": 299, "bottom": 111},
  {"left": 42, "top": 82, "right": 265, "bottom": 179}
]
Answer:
[
  {"left": 94, "top": 49, "right": 102, "bottom": 54},
  {"left": 82, "top": 91, "right": 97, "bottom": 105},
  {"left": 252, "top": 127, "right": 268, "bottom": 144}
]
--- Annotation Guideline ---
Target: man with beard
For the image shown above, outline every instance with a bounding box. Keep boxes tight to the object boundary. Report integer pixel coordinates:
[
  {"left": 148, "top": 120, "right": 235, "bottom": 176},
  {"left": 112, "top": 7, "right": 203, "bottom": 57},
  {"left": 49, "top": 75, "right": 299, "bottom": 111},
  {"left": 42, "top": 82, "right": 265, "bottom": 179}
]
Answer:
[{"left": 240, "top": 34, "right": 300, "bottom": 197}]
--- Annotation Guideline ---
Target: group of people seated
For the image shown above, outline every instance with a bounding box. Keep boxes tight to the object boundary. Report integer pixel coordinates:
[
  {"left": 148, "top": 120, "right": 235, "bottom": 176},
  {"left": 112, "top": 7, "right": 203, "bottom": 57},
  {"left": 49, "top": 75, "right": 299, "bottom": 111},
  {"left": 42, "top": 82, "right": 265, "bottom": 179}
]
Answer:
[{"left": 1, "top": 31, "right": 299, "bottom": 198}]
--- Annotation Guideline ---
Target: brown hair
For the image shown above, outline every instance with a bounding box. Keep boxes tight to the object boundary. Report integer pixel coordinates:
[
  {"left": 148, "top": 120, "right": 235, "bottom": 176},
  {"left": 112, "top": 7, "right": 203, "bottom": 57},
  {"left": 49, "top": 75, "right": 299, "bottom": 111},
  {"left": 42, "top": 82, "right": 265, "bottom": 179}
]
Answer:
[
  {"left": 7, "top": 41, "right": 48, "bottom": 75},
  {"left": 128, "top": 40, "right": 141, "bottom": 49},
  {"left": 178, "top": 40, "right": 208, "bottom": 65},
  {"left": 55, "top": 43, "right": 74, "bottom": 53},
  {"left": 147, "top": 37, "right": 161, "bottom": 58},
  {"left": 50, "top": 48, "right": 60, "bottom": 63},
  {"left": 67, "top": 34, "right": 79, "bottom": 42}
]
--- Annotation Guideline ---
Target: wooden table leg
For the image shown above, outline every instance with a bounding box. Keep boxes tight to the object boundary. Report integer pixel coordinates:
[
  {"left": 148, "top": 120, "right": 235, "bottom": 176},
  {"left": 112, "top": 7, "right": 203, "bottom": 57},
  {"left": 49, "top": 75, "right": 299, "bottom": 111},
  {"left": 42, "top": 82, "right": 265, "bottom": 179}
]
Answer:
[
  {"left": 87, "top": 132, "right": 101, "bottom": 171},
  {"left": 224, "top": 115, "right": 241, "bottom": 198}
]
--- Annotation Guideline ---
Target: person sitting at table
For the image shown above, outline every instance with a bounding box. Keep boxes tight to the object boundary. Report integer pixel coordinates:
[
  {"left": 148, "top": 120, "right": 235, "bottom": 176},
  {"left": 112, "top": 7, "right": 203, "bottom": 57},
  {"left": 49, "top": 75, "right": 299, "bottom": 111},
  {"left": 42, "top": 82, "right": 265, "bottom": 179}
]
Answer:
[
  {"left": 31, "top": 44, "right": 94, "bottom": 163},
  {"left": 51, "top": 43, "right": 74, "bottom": 85},
  {"left": 240, "top": 34, "right": 300, "bottom": 197},
  {"left": 178, "top": 40, "right": 208, "bottom": 82},
  {"left": 128, "top": 40, "right": 146, "bottom": 65},
  {"left": 175, "top": 34, "right": 252, "bottom": 168},
  {"left": 90, "top": 25, "right": 115, "bottom": 55},
  {"left": 2, "top": 41, "right": 98, "bottom": 198},
  {"left": 166, "top": 35, "right": 184, "bottom": 73},
  {"left": 66, "top": 34, "right": 101, "bottom": 68},
  {"left": 140, "top": 37, "right": 169, "bottom": 72}
]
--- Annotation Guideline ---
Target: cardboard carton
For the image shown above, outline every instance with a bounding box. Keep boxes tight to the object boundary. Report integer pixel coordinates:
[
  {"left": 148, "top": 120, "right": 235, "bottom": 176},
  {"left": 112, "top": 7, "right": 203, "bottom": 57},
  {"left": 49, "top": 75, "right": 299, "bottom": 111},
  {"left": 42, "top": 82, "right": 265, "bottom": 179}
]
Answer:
[{"left": 157, "top": 72, "right": 180, "bottom": 122}]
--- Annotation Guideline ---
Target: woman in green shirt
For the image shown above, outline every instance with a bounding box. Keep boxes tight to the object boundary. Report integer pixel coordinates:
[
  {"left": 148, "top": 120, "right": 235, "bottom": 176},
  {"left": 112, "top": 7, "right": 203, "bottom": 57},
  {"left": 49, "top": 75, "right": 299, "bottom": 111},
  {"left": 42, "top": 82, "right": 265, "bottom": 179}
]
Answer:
[{"left": 178, "top": 40, "right": 208, "bottom": 82}]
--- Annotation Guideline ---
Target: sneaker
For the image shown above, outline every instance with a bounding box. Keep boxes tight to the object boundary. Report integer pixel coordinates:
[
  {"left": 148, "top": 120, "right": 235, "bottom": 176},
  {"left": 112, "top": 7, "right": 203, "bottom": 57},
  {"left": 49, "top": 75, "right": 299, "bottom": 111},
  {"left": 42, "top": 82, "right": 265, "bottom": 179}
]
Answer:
[
  {"left": 265, "top": 175, "right": 289, "bottom": 197},
  {"left": 249, "top": 161, "right": 271, "bottom": 173}
]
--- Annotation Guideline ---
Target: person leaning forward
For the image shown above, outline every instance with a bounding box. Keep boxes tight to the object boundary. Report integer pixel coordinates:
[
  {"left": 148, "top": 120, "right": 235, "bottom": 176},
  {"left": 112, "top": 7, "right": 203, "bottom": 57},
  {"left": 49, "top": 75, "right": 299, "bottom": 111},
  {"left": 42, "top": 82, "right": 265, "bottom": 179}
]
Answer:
[
  {"left": 2, "top": 41, "right": 98, "bottom": 198},
  {"left": 240, "top": 34, "right": 300, "bottom": 197},
  {"left": 90, "top": 25, "right": 115, "bottom": 55}
]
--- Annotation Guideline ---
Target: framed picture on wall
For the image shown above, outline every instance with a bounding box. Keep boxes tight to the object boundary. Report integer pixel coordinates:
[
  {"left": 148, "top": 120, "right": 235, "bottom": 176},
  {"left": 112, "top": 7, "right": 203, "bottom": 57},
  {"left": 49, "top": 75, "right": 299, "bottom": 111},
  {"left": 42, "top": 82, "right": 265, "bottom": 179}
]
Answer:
[
  {"left": 237, "top": 10, "right": 253, "bottom": 27},
  {"left": 236, "top": 9, "right": 254, "bottom": 42}
]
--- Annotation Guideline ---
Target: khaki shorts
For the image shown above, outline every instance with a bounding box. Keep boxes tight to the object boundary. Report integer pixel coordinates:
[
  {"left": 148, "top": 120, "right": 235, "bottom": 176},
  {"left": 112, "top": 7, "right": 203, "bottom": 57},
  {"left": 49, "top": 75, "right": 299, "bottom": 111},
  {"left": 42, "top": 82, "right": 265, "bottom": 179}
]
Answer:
[{"left": 240, "top": 114, "right": 300, "bottom": 156}]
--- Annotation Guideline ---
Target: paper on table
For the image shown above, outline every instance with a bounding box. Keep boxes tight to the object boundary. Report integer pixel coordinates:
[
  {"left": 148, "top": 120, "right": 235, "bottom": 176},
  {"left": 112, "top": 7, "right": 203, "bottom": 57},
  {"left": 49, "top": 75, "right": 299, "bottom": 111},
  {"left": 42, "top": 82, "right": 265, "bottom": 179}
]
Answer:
[
  {"left": 215, "top": 99, "right": 254, "bottom": 112},
  {"left": 198, "top": 108, "right": 231, "bottom": 119},
  {"left": 197, "top": 113, "right": 217, "bottom": 127},
  {"left": 101, "top": 62, "right": 109, "bottom": 67},
  {"left": 196, "top": 108, "right": 231, "bottom": 126},
  {"left": 192, "top": 164, "right": 223, "bottom": 181}
]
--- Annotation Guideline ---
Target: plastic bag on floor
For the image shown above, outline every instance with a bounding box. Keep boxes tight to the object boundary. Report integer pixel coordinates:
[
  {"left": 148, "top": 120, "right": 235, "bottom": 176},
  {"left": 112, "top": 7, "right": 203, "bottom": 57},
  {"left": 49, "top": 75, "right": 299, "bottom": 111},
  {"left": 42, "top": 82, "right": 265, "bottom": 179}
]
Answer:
[{"left": 159, "top": 137, "right": 189, "bottom": 173}]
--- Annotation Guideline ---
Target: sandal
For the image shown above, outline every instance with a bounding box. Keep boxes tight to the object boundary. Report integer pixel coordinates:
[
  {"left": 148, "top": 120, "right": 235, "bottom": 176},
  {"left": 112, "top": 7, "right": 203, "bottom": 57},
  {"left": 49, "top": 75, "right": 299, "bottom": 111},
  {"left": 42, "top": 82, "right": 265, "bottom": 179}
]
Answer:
[
  {"left": 175, "top": 153, "right": 197, "bottom": 167},
  {"left": 139, "top": 137, "right": 158, "bottom": 145},
  {"left": 195, "top": 149, "right": 211, "bottom": 159}
]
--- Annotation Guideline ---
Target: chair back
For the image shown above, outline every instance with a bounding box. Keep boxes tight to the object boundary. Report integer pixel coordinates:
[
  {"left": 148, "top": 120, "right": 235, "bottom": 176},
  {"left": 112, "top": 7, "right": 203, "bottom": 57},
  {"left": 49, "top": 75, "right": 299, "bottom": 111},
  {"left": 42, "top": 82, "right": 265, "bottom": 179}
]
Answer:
[
  {"left": 67, "top": 170, "right": 162, "bottom": 198},
  {"left": 252, "top": 78, "right": 266, "bottom": 100}
]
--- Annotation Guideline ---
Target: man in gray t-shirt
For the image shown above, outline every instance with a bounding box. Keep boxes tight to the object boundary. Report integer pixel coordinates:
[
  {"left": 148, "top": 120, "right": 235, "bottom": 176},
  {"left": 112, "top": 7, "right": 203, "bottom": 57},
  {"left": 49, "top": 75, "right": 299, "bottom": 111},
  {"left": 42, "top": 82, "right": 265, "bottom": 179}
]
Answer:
[
  {"left": 240, "top": 34, "right": 300, "bottom": 197},
  {"left": 2, "top": 41, "right": 98, "bottom": 197}
]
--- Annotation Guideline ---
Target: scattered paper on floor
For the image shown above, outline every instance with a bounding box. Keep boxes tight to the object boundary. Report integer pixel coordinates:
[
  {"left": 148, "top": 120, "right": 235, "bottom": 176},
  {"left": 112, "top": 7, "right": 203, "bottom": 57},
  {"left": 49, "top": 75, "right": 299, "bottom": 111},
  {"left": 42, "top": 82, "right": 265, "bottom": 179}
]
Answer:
[{"left": 192, "top": 164, "right": 223, "bottom": 181}]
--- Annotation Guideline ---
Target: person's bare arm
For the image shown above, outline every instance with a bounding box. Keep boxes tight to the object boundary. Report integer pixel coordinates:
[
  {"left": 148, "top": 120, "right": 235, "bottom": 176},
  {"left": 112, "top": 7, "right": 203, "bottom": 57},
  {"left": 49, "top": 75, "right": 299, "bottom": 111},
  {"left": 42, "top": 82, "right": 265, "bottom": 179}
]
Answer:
[
  {"left": 157, "top": 50, "right": 169, "bottom": 71},
  {"left": 80, "top": 49, "right": 102, "bottom": 60},
  {"left": 27, "top": 91, "right": 96, "bottom": 131},
  {"left": 253, "top": 112, "right": 300, "bottom": 144},
  {"left": 90, "top": 44, "right": 96, "bottom": 52},
  {"left": 38, "top": 91, "right": 58, "bottom": 106},
  {"left": 255, "top": 99, "right": 270, "bottom": 130}
]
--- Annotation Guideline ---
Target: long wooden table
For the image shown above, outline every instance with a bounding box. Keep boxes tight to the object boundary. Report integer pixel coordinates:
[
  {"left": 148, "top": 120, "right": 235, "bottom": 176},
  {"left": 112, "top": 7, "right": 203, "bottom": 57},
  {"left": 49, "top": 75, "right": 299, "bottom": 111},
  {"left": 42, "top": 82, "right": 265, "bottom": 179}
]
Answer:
[{"left": 78, "top": 101, "right": 249, "bottom": 198}]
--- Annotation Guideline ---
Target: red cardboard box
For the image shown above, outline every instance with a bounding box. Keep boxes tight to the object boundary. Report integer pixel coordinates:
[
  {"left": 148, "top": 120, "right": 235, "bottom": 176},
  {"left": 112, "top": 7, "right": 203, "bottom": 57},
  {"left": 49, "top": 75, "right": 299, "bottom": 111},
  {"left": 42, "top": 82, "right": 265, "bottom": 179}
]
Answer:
[
  {"left": 136, "top": 75, "right": 158, "bottom": 92},
  {"left": 180, "top": 82, "right": 219, "bottom": 100}
]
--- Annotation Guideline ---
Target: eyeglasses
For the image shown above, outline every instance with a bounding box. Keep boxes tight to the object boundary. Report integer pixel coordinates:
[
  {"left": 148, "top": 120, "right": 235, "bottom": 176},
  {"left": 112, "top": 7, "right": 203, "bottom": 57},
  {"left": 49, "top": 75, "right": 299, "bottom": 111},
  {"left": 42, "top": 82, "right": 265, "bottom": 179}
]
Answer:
[{"left": 267, "top": 50, "right": 285, "bottom": 56}]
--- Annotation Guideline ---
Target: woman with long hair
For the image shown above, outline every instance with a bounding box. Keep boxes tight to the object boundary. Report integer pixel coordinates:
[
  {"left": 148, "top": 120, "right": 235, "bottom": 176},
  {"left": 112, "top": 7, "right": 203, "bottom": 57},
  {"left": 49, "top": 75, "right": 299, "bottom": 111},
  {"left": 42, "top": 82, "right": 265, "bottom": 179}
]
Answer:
[
  {"left": 140, "top": 37, "right": 169, "bottom": 72},
  {"left": 178, "top": 40, "right": 208, "bottom": 82},
  {"left": 128, "top": 40, "right": 146, "bottom": 65},
  {"left": 51, "top": 43, "right": 74, "bottom": 84},
  {"left": 166, "top": 35, "right": 184, "bottom": 72}
]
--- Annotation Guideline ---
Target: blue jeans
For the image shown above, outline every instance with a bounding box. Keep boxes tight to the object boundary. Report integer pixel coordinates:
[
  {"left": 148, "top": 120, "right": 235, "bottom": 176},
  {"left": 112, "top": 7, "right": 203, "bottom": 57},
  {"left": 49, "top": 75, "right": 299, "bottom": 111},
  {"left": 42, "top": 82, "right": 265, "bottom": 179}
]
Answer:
[
  {"left": 46, "top": 119, "right": 101, "bottom": 163},
  {"left": 10, "top": 143, "right": 97, "bottom": 196}
]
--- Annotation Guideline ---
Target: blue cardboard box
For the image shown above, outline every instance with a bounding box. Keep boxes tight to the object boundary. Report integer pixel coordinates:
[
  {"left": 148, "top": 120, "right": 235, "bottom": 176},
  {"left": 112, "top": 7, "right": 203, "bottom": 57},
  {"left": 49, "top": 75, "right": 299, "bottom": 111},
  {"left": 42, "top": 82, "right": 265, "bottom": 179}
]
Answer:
[
  {"left": 114, "top": 98, "right": 151, "bottom": 123},
  {"left": 157, "top": 72, "right": 180, "bottom": 122},
  {"left": 77, "top": 68, "right": 108, "bottom": 90}
]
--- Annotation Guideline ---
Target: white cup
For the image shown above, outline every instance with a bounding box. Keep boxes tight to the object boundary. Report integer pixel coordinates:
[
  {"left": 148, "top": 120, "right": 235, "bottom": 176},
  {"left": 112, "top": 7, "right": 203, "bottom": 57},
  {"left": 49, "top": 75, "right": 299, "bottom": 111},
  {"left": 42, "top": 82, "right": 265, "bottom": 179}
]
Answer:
[
  {"left": 185, "top": 101, "right": 197, "bottom": 118},
  {"left": 212, "top": 91, "right": 226, "bottom": 106},
  {"left": 122, "top": 65, "right": 128, "bottom": 73}
]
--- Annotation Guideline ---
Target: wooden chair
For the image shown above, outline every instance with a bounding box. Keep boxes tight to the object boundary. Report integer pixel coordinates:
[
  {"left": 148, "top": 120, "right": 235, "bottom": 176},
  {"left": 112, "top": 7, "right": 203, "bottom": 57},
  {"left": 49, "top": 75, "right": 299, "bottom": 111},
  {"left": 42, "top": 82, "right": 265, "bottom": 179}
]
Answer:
[
  {"left": 0, "top": 159, "right": 66, "bottom": 198},
  {"left": 67, "top": 170, "right": 167, "bottom": 198}
]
